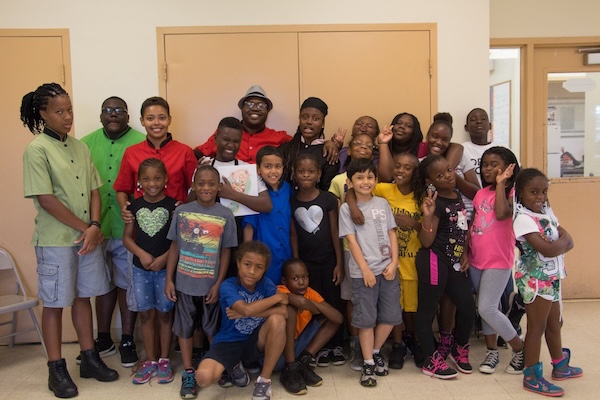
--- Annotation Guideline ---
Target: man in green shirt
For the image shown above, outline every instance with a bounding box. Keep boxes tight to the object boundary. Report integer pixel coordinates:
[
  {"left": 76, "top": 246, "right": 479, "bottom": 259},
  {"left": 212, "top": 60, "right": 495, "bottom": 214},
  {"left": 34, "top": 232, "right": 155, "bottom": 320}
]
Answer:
[{"left": 81, "top": 97, "right": 145, "bottom": 367}]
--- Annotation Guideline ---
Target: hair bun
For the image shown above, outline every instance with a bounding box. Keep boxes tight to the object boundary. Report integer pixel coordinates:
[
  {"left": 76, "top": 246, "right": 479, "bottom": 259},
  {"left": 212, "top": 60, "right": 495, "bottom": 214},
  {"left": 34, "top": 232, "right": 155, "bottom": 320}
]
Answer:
[{"left": 433, "top": 112, "right": 453, "bottom": 125}]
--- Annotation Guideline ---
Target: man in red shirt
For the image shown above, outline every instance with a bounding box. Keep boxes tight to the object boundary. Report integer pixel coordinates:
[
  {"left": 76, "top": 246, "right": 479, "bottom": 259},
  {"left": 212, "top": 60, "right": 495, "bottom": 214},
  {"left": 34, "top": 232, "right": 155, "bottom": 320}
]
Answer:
[
  {"left": 194, "top": 85, "right": 291, "bottom": 163},
  {"left": 194, "top": 85, "right": 341, "bottom": 164}
]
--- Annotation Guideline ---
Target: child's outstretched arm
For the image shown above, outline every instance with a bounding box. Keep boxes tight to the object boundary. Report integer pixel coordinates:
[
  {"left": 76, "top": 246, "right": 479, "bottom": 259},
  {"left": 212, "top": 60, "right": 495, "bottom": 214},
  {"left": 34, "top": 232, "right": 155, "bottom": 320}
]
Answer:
[
  {"left": 494, "top": 163, "right": 516, "bottom": 220},
  {"left": 377, "top": 125, "right": 394, "bottom": 183},
  {"left": 455, "top": 170, "right": 480, "bottom": 200},
  {"left": 345, "top": 188, "right": 365, "bottom": 225},
  {"left": 419, "top": 189, "right": 439, "bottom": 248},
  {"left": 328, "top": 208, "right": 344, "bottom": 285},
  {"left": 445, "top": 143, "right": 464, "bottom": 170},
  {"left": 219, "top": 177, "right": 273, "bottom": 213}
]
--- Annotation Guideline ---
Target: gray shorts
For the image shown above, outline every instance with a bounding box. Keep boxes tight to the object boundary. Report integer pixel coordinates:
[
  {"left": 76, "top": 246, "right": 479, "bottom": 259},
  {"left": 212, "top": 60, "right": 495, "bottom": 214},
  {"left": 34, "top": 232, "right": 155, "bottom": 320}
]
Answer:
[
  {"left": 351, "top": 274, "right": 403, "bottom": 329},
  {"left": 172, "top": 292, "right": 220, "bottom": 339},
  {"left": 103, "top": 238, "right": 130, "bottom": 290},
  {"left": 35, "top": 246, "right": 111, "bottom": 308}
]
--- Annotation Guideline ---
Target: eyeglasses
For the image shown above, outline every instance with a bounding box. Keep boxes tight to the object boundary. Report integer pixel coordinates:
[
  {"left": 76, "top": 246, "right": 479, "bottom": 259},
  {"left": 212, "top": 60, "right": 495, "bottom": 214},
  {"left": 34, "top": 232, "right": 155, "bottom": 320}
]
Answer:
[
  {"left": 102, "top": 107, "right": 128, "bottom": 115},
  {"left": 243, "top": 101, "right": 268, "bottom": 110},
  {"left": 351, "top": 140, "right": 374, "bottom": 150}
]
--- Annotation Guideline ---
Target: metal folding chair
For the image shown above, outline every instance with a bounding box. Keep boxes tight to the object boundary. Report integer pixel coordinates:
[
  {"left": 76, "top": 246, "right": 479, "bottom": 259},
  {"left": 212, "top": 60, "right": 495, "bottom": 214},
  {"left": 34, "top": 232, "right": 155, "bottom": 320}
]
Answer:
[{"left": 0, "top": 246, "right": 47, "bottom": 357}]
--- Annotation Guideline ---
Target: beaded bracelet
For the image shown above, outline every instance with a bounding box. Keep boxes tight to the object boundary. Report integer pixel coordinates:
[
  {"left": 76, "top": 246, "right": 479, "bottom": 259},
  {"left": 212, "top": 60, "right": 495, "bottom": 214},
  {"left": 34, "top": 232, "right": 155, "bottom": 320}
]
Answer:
[
  {"left": 89, "top": 220, "right": 101, "bottom": 229},
  {"left": 421, "top": 221, "right": 433, "bottom": 232}
]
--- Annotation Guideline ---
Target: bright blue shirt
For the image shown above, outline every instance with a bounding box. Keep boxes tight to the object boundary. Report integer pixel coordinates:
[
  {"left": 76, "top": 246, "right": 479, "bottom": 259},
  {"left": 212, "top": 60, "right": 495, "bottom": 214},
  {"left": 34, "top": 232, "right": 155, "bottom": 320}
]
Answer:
[
  {"left": 213, "top": 276, "right": 277, "bottom": 344},
  {"left": 242, "top": 181, "right": 292, "bottom": 285}
]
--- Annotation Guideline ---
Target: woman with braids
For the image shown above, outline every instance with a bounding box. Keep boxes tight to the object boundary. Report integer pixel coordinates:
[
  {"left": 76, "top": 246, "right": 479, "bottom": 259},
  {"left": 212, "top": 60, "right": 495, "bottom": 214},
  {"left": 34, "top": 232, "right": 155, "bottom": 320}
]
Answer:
[
  {"left": 279, "top": 97, "right": 339, "bottom": 191},
  {"left": 21, "top": 83, "right": 118, "bottom": 398}
]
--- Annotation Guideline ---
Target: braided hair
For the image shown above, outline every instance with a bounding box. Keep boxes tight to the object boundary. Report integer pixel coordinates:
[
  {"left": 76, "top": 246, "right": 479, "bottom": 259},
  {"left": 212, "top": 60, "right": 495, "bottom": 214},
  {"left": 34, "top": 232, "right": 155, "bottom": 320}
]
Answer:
[
  {"left": 390, "top": 112, "right": 423, "bottom": 157},
  {"left": 414, "top": 154, "right": 445, "bottom": 208},
  {"left": 20, "top": 83, "right": 68, "bottom": 134},
  {"left": 480, "top": 146, "right": 520, "bottom": 198}
]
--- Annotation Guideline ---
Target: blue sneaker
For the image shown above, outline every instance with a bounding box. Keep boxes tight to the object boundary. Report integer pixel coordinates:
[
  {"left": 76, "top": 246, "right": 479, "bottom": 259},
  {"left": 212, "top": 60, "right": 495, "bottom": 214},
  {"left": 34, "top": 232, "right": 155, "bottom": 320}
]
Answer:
[
  {"left": 180, "top": 369, "right": 198, "bottom": 399},
  {"left": 523, "top": 362, "right": 564, "bottom": 397},
  {"left": 552, "top": 348, "right": 583, "bottom": 380}
]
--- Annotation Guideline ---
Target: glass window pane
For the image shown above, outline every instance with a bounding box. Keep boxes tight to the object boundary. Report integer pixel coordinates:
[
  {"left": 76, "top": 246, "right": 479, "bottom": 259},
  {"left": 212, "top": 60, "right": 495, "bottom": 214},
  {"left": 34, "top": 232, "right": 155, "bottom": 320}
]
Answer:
[{"left": 547, "top": 72, "right": 600, "bottom": 178}]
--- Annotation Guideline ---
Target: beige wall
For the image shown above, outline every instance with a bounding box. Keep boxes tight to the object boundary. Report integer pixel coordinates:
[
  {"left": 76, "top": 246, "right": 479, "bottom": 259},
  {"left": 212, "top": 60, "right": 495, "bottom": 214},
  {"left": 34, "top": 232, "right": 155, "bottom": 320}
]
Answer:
[
  {"left": 491, "top": 0, "right": 600, "bottom": 38},
  {"left": 0, "top": 0, "right": 489, "bottom": 144}
]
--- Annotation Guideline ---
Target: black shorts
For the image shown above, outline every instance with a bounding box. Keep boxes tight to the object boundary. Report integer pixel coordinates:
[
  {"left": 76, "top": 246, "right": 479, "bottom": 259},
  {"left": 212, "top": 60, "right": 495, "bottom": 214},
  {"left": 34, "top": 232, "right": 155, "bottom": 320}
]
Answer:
[
  {"left": 203, "top": 328, "right": 261, "bottom": 372},
  {"left": 172, "top": 292, "right": 220, "bottom": 339}
]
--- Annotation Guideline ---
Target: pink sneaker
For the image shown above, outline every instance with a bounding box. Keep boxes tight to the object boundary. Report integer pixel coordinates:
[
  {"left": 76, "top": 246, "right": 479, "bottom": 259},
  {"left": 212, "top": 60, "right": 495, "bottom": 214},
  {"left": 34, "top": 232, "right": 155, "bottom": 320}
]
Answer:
[
  {"left": 132, "top": 360, "right": 157, "bottom": 384},
  {"left": 157, "top": 358, "right": 174, "bottom": 384}
]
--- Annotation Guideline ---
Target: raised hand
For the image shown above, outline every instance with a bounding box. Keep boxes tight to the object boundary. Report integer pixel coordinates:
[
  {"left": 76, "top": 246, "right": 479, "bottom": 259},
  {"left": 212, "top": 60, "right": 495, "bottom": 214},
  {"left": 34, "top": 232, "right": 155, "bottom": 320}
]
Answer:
[
  {"left": 378, "top": 125, "right": 393, "bottom": 145},
  {"left": 496, "top": 163, "right": 516, "bottom": 186},
  {"left": 422, "top": 186, "right": 438, "bottom": 217}
]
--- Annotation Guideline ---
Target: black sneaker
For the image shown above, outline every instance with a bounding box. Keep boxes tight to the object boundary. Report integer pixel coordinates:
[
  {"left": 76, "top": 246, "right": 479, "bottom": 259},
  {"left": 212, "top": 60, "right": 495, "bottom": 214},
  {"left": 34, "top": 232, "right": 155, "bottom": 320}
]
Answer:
[
  {"left": 298, "top": 353, "right": 322, "bottom": 387},
  {"left": 404, "top": 333, "right": 425, "bottom": 368},
  {"left": 279, "top": 361, "right": 307, "bottom": 395},
  {"left": 75, "top": 338, "right": 116, "bottom": 365},
  {"left": 119, "top": 340, "right": 138, "bottom": 368},
  {"left": 389, "top": 343, "right": 407, "bottom": 369},
  {"left": 422, "top": 351, "right": 458, "bottom": 379},
  {"left": 449, "top": 343, "right": 472, "bottom": 374},
  {"left": 360, "top": 363, "right": 377, "bottom": 387},
  {"left": 330, "top": 346, "right": 347, "bottom": 366},
  {"left": 315, "top": 349, "right": 331, "bottom": 367},
  {"left": 218, "top": 370, "right": 232, "bottom": 388},
  {"left": 373, "top": 352, "right": 388, "bottom": 376}
]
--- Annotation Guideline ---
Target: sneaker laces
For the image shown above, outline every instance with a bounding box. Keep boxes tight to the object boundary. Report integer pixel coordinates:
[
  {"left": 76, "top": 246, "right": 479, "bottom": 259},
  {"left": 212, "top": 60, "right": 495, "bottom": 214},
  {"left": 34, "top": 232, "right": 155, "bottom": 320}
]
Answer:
[
  {"left": 317, "top": 349, "right": 330, "bottom": 358},
  {"left": 510, "top": 350, "right": 524, "bottom": 367},
  {"left": 332, "top": 346, "right": 345, "bottom": 358},
  {"left": 428, "top": 353, "right": 451, "bottom": 375},
  {"left": 182, "top": 371, "right": 196, "bottom": 389},
  {"left": 482, "top": 350, "right": 499, "bottom": 366},
  {"left": 453, "top": 343, "right": 470, "bottom": 363}
]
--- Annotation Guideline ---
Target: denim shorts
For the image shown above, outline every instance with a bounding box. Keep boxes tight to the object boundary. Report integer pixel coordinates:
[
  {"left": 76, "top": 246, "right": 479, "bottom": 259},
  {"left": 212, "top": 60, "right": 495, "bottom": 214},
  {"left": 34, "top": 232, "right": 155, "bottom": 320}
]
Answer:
[
  {"left": 274, "top": 318, "right": 321, "bottom": 371},
  {"left": 103, "top": 238, "right": 130, "bottom": 290},
  {"left": 127, "top": 267, "right": 174, "bottom": 313},
  {"left": 35, "top": 246, "right": 111, "bottom": 308}
]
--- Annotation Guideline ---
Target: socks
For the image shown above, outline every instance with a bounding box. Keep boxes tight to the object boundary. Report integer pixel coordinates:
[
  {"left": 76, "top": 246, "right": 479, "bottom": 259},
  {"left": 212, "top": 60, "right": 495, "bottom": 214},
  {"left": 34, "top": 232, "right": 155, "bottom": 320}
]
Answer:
[
  {"left": 257, "top": 376, "right": 271, "bottom": 383},
  {"left": 364, "top": 359, "right": 375, "bottom": 365},
  {"left": 121, "top": 334, "right": 134, "bottom": 343},
  {"left": 552, "top": 356, "right": 565, "bottom": 365}
]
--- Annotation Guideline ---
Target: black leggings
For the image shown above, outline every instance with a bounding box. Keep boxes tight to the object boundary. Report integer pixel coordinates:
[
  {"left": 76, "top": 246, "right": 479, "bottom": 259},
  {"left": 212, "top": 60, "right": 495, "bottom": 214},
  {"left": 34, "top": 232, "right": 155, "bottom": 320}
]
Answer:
[
  {"left": 415, "top": 248, "right": 475, "bottom": 357},
  {"left": 306, "top": 261, "right": 344, "bottom": 349}
]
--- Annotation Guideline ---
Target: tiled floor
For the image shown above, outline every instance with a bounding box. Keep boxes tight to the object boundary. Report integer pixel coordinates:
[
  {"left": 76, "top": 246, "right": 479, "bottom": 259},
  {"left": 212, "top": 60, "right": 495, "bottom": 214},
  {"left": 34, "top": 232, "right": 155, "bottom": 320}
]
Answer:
[{"left": 1, "top": 300, "right": 599, "bottom": 399}]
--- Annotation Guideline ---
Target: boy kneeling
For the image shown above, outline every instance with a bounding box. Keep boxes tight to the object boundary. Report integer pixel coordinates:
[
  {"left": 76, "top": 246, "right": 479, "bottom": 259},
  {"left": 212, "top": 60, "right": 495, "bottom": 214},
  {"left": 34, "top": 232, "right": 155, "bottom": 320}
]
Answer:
[
  {"left": 195, "top": 241, "right": 288, "bottom": 400},
  {"left": 277, "top": 258, "right": 343, "bottom": 394}
]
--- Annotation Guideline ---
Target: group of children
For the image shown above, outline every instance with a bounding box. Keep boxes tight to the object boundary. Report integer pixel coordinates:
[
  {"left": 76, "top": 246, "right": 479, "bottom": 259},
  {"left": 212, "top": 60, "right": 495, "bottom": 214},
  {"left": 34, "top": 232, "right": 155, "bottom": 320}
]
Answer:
[{"left": 20, "top": 82, "right": 582, "bottom": 400}]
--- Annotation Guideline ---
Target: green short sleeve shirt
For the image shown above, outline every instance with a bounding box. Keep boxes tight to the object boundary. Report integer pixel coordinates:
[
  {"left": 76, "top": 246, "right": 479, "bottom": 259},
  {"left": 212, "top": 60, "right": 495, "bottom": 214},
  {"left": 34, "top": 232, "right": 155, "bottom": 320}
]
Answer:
[
  {"left": 81, "top": 127, "right": 145, "bottom": 238},
  {"left": 23, "top": 132, "right": 102, "bottom": 246}
]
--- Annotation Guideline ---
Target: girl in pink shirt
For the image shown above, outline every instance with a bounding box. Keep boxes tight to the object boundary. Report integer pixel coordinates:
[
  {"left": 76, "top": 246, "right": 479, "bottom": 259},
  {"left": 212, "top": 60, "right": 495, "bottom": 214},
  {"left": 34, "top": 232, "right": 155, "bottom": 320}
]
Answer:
[{"left": 468, "top": 146, "right": 524, "bottom": 375}]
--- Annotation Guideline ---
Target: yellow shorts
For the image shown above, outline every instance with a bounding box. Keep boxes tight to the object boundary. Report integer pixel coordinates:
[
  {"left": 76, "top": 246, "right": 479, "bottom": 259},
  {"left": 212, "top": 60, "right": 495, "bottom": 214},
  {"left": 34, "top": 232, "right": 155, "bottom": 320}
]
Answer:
[{"left": 400, "top": 278, "right": 418, "bottom": 313}]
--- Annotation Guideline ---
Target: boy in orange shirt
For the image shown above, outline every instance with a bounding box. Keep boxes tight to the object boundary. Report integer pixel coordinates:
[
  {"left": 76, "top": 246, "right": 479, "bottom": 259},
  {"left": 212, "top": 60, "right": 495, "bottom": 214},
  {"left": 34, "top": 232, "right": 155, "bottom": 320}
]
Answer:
[{"left": 277, "top": 258, "right": 343, "bottom": 395}]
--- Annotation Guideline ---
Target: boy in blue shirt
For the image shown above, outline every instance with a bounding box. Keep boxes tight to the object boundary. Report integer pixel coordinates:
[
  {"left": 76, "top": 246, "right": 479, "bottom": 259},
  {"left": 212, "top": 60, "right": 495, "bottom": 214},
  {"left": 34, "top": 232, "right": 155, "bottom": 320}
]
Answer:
[
  {"left": 243, "top": 146, "right": 292, "bottom": 285},
  {"left": 195, "top": 241, "right": 288, "bottom": 400}
]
